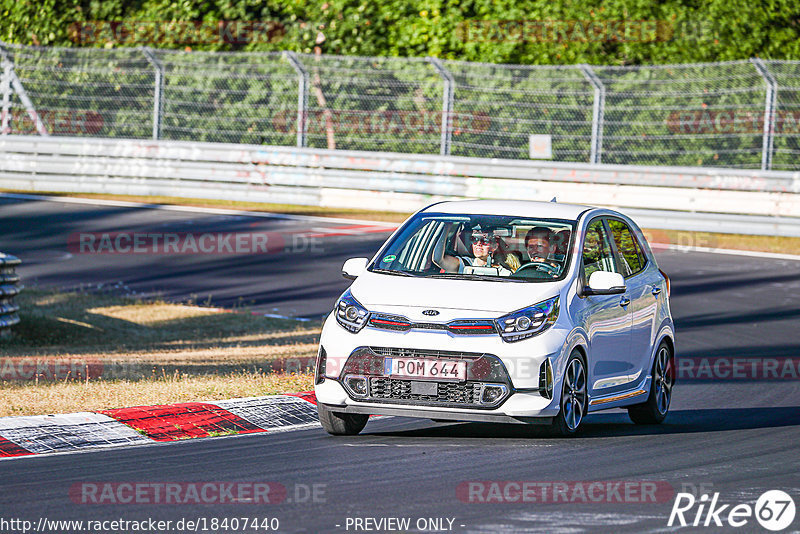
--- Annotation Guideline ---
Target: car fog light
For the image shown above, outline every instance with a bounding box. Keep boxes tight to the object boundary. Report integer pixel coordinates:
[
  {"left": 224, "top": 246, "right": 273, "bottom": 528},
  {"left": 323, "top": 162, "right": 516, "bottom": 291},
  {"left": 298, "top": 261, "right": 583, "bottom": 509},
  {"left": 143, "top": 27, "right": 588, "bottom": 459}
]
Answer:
[
  {"left": 345, "top": 376, "right": 368, "bottom": 397},
  {"left": 539, "top": 358, "right": 554, "bottom": 399},
  {"left": 315, "top": 346, "right": 327, "bottom": 385},
  {"left": 481, "top": 385, "right": 505, "bottom": 404}
]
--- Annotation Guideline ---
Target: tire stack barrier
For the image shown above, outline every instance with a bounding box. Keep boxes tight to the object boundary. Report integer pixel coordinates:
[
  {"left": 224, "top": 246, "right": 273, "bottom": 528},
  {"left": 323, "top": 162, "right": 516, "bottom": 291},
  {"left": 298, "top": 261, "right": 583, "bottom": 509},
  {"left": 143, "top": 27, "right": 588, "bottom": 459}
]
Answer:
[{"left": 0, "top": 253, "right": 22, "bottom": 337}]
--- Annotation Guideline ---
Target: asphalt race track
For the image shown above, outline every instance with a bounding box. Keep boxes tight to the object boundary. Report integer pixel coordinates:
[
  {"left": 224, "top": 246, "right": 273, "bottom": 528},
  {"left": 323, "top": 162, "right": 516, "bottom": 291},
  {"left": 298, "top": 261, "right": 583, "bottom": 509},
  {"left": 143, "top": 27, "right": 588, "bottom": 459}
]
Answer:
[{"left": 2, "top": 196, "right": 800, "bottom": 533}]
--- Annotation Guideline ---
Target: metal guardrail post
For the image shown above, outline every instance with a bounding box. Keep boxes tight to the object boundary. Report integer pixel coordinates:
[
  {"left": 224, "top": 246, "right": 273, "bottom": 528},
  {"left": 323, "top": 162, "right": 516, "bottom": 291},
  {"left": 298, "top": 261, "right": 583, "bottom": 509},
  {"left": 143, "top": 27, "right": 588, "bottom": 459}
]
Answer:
[
  {"left": 751, "top": 58, "right": 777, "bottom": 171},
  {"left": 580, "top": 64, "right": 605, "bottom": 165},
  {"left": 0, "top": 43, "right": 49, "bottom": 136},
  {"left": 284, "top": 51, "right": 309, "bottom": 148},
  {"left": 0, "top": 252, "right": 22, "bottom": 337},
  {"left": 1, "top": 61, "right": 10, "bottom": 135},
  {"left": 428, "top": 57, "right": 454, "bottom": 156},
  {"left": 142, "top": 47, "right": 164, "bottom": 141}
]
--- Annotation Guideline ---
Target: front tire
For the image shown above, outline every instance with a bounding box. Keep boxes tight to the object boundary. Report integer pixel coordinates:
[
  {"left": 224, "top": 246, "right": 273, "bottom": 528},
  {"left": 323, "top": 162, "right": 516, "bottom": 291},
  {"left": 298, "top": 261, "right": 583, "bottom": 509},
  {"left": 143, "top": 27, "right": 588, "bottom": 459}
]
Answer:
[
  {"left": 317, "top": 403, "right": 368, "bottom": 435},
  {"left": 549, "top": 351, "right": 588, "bottom": 437},
  {"left": 628, "top": 341, "right": 674, "bottom": 425}
]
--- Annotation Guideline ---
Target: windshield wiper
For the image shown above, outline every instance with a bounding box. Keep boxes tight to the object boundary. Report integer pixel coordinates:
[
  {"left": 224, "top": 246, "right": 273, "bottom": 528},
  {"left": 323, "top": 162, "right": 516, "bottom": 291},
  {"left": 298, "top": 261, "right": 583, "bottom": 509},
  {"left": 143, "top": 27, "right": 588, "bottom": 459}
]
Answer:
[
  {"left": 370, "top": 268, "right": 417, "bottom": 277},
  {"left": 426, "top": 273, "right": 523, "bottom": 283}
]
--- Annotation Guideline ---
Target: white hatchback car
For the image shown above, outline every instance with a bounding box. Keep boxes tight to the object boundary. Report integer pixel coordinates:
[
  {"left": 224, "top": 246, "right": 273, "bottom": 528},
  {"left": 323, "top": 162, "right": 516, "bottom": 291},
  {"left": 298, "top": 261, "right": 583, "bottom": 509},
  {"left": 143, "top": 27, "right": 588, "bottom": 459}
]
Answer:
[{"left": 314, "top": 200, "right": 675, "bottom": 436}]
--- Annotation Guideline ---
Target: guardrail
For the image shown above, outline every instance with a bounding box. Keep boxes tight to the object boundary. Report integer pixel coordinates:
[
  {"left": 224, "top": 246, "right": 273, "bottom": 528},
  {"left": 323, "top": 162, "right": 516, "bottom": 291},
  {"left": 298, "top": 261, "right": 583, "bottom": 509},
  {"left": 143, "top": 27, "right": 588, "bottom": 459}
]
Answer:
[
  {"left": 1, "top": 134, "right": 799, "bottom": 236},
  {"left": 0, "top": 252, "right": 21, "bottom": 337}
]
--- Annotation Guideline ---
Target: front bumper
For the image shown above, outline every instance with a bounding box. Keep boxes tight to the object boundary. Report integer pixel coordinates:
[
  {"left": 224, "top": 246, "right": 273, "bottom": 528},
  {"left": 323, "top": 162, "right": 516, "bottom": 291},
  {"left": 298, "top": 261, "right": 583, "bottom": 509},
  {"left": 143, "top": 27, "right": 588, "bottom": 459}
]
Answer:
[
  {"left": 323, "top": 402, "right": 554, "bottom": 425},
  {"left": 316, "top": 379, "right": 559, "bottom": 420},
  {"left": 315, "top": 312, "right": 567, "bottom": 420}
]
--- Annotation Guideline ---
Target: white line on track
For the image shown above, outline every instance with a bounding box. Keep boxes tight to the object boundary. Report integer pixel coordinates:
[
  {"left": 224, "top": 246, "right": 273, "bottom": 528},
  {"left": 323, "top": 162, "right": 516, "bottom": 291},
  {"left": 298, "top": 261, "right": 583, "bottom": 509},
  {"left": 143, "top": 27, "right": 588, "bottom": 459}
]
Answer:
[
  {"left": 341, "top": 442, "right": 549, "bottom": 448},
  {"left": 343, "top": 443, "right": 478, "bottom": 447}
]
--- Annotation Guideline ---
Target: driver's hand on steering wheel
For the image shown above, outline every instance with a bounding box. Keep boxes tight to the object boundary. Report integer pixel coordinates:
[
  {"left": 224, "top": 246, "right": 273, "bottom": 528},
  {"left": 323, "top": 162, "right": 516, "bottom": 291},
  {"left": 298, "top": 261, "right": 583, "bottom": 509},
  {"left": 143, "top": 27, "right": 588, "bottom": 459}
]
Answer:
[{"left": 529, "top": 258, "right": 561, "bottom": 276}]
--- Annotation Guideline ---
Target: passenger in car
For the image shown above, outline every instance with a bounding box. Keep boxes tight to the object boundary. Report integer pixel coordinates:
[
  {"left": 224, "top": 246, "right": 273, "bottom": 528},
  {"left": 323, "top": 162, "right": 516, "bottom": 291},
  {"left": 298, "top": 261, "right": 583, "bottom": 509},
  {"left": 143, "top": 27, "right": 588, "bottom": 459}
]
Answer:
[
  {"left": 492, "top": 235, "right": 521, "bottom": 272},
  {"left": 524, "top": 227, "right": 562, "bottom": 271}
]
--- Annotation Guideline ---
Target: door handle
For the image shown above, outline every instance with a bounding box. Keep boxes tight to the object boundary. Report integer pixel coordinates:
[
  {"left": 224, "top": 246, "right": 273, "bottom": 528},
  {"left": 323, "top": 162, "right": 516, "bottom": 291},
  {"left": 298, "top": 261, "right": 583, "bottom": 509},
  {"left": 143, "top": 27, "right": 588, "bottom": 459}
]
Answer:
[
  {"left": 619, "top": 297, "right": 631, "bottom": 307},
  {"left": 652, "top": 286, "right": 662, "bottom": 296}
]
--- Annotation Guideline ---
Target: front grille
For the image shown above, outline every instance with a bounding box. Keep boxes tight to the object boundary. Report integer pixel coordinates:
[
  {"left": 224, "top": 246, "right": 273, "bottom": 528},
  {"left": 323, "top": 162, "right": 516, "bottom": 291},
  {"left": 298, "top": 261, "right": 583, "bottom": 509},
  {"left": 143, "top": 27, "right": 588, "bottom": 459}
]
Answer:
[
  {"left": 414, "top": 322, "right": 449, "bottom": 331},
  {"left": 340, "top": 347, "right": 513, "bottom": 408},
  {"left": 370, "top": 347, "right": 484, "bottom": 361},
  {"left": 370, "top": 378, "right": 483, "bottom": 406},
  {"left": 367, "top": 315, "right": 497, "bottom": 335}
]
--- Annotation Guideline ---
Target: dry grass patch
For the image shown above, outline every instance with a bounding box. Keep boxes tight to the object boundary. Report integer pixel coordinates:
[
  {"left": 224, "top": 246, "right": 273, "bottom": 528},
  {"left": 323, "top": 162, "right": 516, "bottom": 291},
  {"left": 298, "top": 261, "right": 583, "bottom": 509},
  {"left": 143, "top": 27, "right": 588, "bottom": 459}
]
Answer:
[
  {"left": 0, "top": 371, "right": 314, "bottom": 417},
  {"left": 4, "top": 289, "right": 320, "bottom": 358},
  {"left": 1, "top": 289, "right": 321, "bottom": 416}
]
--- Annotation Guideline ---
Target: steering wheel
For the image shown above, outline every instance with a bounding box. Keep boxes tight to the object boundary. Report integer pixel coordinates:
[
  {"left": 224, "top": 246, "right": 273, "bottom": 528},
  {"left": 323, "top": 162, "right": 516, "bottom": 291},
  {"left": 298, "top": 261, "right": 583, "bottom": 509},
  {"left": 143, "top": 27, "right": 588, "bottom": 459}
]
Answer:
[{"left": 512, "top": 261, "right": 560, "bottom": 278}]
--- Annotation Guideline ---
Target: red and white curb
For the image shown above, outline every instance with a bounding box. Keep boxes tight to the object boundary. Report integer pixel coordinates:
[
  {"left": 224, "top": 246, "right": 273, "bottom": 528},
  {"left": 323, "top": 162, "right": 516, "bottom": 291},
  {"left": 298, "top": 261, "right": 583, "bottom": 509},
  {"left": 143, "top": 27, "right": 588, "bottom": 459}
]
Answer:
[{"left": 0, "top": 392, "right": 319, "bottom": 459}]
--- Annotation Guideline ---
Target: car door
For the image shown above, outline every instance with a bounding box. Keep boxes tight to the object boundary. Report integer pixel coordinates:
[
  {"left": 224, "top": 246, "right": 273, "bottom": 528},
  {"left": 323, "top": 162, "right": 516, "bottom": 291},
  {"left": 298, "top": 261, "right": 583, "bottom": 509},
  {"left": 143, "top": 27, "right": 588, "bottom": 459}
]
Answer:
[
  {"left": 580, "top": 218, "right": 634, "bottom": 397},
  {"left": 607, "top": 218, "right": 660, "bottom": 381}
]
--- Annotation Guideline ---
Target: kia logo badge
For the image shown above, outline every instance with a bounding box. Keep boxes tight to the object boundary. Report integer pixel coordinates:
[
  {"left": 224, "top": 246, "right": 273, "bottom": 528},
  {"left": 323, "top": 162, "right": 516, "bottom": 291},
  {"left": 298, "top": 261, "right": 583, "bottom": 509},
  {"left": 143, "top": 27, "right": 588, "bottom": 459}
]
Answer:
[{"left": 422, "top": 309, "right": 440, "bottom": 316}]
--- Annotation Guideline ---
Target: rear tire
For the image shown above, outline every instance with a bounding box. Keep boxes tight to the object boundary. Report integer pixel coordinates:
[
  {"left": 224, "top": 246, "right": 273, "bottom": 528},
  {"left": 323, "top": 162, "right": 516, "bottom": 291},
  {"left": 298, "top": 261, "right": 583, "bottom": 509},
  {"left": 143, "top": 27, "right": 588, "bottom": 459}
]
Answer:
[
  {"left": 317, "top": 403, "right": 368, "bottom": 435},
  {"left": 628, "top": 341, "right": 674, "bottom": 425},
  {"left": 548, "top": 350, "right": 588, "bottom": 437}
]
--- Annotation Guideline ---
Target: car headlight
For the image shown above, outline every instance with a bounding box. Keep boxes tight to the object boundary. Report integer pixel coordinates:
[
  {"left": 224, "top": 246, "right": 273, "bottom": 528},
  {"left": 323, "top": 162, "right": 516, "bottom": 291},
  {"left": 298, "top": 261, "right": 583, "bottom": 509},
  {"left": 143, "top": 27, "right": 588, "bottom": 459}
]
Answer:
[
  {"left": 495, "top": 296, "right": 559, "bottom": 342},
  {"left": 335, "top": 289, "right": 370, "bottom": 333}
]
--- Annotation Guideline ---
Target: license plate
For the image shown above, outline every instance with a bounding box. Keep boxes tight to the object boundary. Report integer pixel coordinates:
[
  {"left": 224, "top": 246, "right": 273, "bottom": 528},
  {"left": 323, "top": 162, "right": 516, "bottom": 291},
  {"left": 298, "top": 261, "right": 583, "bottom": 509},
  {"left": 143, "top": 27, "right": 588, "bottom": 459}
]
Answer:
[{"left": 385, "top": 358, "right": 467, "bottom": 381}]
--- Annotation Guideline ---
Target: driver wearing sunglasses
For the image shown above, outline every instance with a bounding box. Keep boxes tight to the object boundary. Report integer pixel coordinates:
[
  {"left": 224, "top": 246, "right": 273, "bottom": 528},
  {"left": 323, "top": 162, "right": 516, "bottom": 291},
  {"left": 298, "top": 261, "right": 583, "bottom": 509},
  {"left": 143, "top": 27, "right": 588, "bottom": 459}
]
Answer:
[{"left": 433, "top": 225, "right": 513, "bottom": 276}]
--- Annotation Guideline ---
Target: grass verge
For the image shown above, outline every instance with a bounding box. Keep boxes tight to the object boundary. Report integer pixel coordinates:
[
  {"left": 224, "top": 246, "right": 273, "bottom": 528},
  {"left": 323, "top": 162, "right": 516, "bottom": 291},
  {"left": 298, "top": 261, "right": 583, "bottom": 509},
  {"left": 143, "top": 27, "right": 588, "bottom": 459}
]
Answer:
[{"left": 0, "top": 288, "right": 318, "bottom": 417}]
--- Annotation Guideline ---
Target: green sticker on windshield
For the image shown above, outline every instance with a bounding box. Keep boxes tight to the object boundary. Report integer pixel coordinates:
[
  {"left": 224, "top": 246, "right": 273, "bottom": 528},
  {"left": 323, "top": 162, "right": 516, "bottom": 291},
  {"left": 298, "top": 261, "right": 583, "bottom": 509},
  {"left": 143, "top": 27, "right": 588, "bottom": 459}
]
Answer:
[{"left": 382, "top": 254, "right": 396, "bottom": 263}]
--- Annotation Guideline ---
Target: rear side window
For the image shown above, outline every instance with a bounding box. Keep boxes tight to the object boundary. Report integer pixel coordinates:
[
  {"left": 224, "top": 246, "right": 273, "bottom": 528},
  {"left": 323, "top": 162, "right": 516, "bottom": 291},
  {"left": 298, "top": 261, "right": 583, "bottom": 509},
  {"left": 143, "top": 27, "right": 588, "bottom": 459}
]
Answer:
[
  {"left": 608, "top": 219, "right": 647, "bottom": 277},
  {"left": 582, "top": 219, "right": 616, "bottom": 281}
]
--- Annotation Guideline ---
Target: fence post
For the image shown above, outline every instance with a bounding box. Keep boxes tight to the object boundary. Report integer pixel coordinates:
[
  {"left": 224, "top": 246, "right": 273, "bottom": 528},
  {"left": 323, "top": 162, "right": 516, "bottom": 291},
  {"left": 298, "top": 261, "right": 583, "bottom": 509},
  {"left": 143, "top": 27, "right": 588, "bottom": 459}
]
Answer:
[
  {"left": 283, "top": 52, "right": 309, "bottom": 148},
  {"left": 751, "top": 58, "right": 777, "bottom": 171},
  {"left": 428, "top": 57, "right": 454, "bottom": 156},
  {"left": 0, "top": 43, "right": 49, "bottom": 136},
  {"left": 142, "top": 47, "right": 164, "bottom": 140},
  {"left": 1, "top": 62, "right": 10, "bottom": 135},
  {"left": 579, "top": 64, "right": 605, "bottom": 164}
]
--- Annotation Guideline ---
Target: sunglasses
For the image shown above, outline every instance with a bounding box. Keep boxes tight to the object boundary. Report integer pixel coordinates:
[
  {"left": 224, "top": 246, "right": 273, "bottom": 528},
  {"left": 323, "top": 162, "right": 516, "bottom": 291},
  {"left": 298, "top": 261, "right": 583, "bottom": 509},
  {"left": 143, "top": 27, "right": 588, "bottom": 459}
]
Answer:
[{"left": 471, "top": 235, "right": 494, "bottom": 245}]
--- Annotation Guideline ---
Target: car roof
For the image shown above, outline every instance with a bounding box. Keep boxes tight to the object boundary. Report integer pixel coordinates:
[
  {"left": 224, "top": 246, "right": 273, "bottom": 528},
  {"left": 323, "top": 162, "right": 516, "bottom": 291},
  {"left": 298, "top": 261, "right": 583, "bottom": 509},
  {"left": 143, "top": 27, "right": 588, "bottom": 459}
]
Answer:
[{"left": 422, "top": 200, "right": 594, "bottom": 221}]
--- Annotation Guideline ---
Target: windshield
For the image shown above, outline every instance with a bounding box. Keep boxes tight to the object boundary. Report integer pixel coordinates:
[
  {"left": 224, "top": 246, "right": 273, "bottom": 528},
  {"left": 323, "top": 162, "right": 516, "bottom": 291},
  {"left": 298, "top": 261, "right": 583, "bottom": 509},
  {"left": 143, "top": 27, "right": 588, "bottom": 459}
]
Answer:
[{"left": 369, "top": 213, "right": 575, "bottom": 282}]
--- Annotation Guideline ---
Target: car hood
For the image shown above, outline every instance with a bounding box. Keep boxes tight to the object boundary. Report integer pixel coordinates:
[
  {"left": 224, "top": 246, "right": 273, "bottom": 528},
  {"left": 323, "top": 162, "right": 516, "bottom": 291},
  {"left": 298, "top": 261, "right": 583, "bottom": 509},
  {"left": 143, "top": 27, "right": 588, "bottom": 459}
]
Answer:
[{"left": 350, "top": 270, "right": 564, "bottom": 315}]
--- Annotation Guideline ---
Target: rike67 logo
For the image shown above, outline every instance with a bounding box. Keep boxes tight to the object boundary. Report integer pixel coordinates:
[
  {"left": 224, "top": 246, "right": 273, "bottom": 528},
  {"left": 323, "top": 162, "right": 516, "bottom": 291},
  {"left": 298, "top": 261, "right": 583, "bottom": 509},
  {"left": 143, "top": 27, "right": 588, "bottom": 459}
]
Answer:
[{"left": 669, "top": 490, "right": 796, "bottom": 531}]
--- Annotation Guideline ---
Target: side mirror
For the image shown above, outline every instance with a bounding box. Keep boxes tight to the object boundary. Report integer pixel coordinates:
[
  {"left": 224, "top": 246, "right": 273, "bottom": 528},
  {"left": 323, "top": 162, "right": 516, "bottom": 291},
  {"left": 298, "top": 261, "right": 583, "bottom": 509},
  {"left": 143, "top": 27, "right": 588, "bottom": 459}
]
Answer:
[
  {"left": 342, "top": 257, "right": 369, "bottom": 280},
  {"left": 586, "top": 271, "right": 626, "bottom": 295}
]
